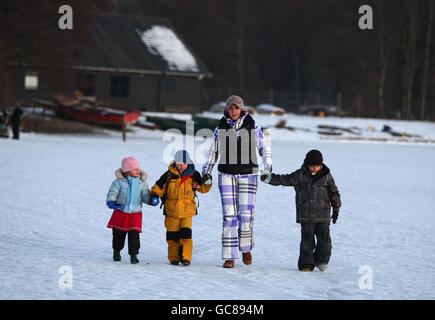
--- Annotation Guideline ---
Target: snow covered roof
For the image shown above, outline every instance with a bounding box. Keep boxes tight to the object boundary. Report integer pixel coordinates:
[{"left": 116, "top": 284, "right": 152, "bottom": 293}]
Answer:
[
  {"left": 73, "top": 14, "right": 211, "bottom": 78},
  {"left": 136, "top": 26, "right": 200, "bottom": 73}
]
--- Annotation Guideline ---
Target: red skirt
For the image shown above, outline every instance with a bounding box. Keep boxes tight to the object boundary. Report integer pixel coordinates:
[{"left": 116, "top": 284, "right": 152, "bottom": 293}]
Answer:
[{"left": 107, "top": 210, "right": 142, "bottom": 233}]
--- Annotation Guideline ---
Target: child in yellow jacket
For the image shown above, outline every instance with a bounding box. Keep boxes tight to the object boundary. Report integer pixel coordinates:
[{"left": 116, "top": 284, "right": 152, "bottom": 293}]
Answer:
[{"left": 151, "top": 150, "right": 212, "bottom": 266}]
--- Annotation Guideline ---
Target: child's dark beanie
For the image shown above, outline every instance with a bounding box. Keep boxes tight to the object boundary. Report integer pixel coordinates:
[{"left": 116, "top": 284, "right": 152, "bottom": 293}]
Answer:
[{"left": 304, "top": 149, "right": 323, "bottom": 166}]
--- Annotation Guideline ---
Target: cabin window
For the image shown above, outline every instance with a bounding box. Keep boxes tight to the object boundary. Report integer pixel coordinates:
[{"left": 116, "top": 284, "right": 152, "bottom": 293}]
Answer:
[
  {"left": 75, "top": 73, "right": 95, "bottom": 96},
  {"left": 24, "top": 72, "right": 38, "bottom": 90},
  {"left": 110, "top": 76, "right": 129, "bottom": 97}
]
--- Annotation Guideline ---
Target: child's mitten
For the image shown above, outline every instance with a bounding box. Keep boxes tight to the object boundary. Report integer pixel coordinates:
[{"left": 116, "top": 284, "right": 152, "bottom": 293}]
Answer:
[
  {"left": 332, "top": 208, "right": 339, "bottom": 224},
  {"left": 107, "top": 201, "right": 123, "bottom": 210},
  {"left": 260, "top": 169, "right": 271, "bottom": 183},
  {"left": 151, "top": 197, "right": 160, "bottom": 206},
  {"left": 201, "top": 173, "right": 212, "bottom": 185}
]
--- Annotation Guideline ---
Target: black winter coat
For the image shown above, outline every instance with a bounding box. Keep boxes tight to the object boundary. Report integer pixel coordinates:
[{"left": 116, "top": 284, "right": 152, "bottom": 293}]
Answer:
[
  {"left": 10, "top": 107, "right": 23, "bottom": 124},
  {"left": 268, "top": 164, "right": 341, "bottom": 223}
]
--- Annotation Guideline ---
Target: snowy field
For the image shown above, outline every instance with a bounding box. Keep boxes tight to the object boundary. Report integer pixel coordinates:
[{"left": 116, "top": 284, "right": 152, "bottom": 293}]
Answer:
[{"left": 0, "top": 114, "right": 434, "bottom": 300}]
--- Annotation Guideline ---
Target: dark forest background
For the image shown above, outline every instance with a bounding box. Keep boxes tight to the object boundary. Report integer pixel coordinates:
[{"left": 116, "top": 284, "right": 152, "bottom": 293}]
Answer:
[{"left": 1, "top": 0, "right": 434, "bottom": 120}]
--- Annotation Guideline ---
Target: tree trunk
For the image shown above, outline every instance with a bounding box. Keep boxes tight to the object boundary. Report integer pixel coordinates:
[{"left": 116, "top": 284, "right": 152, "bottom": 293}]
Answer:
[
  {"left": 420, "top": 0, "right": 434, "bottom": 120},
  {"left": 293, "top": 32, "right": 301, "bottom": 106},
  {"left": 356, "top": 93, "right": 363, "bottom": 118},
  {"left": 378, "top": 67, "right": 386, "bottom": 118},
  {"left": 377, "top": 1, "right": 387, "bottom": 118},
  {"left": 403, "top": 4, "right": 418, "bottom": 120},
  {"left": 237, "top": 2, "right": 244, "bottom": 90}
]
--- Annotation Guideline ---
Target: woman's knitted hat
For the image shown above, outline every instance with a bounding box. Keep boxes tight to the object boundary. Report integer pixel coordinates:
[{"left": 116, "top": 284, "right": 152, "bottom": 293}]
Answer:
[
  {"left": 225, "top": 95, "right": 245, "bottom": 111},
  {"left": 121, "top": 157, "right": 140, "bottom": 173}
]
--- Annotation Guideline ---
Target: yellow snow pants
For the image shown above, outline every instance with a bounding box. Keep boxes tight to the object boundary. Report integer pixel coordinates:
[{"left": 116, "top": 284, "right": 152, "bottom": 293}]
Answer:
[{"left": 165, "top": 216, "right": 193, "bottom": 262}]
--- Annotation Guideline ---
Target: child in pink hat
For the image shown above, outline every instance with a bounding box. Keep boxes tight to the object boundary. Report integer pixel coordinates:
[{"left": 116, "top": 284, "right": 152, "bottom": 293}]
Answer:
[
  {"left": 121, "top": 157, "right": 140, "bottom": 173},
  {"left": 106, "top": 157, "right": 159, "bottom": 264}
]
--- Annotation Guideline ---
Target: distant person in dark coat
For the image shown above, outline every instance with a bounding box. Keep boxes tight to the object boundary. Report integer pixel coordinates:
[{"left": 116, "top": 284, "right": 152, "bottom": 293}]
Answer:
[{"left": 7, "top": 104, "right": 23, "bottom": 139}]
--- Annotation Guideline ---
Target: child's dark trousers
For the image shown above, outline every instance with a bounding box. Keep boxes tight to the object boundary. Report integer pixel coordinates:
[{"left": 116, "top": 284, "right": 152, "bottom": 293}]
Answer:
[
  {"left": 298, "top": 222, "right": 332, "bottom": 271},
  {"left": 112, "top": 229, "right": 140, "bottom": 255}
]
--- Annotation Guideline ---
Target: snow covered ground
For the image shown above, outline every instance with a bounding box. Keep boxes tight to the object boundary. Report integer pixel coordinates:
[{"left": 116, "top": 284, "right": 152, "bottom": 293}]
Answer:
[{"left": 0, "top": 114, "right": 434, "bottom": 300}]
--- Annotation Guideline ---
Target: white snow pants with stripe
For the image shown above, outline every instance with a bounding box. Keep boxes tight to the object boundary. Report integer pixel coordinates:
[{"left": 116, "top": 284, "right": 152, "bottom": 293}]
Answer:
[{"left": 218, "top": 173, "right": 258, "bottom": 260}]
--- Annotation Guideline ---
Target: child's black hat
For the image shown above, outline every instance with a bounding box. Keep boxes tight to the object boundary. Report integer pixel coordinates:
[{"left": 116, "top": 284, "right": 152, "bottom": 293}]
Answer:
[{"left": 304, "top": 149, "right": 323, "bottom": 166}]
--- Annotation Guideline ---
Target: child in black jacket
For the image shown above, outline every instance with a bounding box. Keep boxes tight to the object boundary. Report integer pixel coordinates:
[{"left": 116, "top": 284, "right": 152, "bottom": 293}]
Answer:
[{"left": 261, "top": 150, "right": 341, "bottom": 272}]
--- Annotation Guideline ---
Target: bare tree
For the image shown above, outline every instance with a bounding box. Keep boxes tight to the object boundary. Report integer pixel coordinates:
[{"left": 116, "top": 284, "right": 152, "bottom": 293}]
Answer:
[
  {"left": 420, "top": 0, "right": 434, "bottom": 120},
  {"left": 400, "top": 1, "right": 420, "bottom": 120},
  {"left": 376, "top": 0, "right": 388, "bottom": 117}
]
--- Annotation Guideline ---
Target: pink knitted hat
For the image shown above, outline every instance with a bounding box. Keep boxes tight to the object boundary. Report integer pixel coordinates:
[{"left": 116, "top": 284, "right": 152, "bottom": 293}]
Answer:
[{"left": 121, "top": 157, "right": 139, "bottom": 173}]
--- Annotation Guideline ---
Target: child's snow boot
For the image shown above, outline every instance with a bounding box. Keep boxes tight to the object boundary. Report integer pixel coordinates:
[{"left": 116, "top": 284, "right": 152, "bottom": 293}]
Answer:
[
  {"left": 181, "top": 260, "right": 191, "bottom": 266},
  {"left": 223, "top": 260, "right": 234, "bottom": 268},
  {"left": 113, "top": 250, "right": 121, "bottom": 261},
  {"left": 130, "top": 254, "right": 139, "bottom": 264},
  {"left": 242, "top": 252, "right": 252, "bottom": 265},
  {"left": 170, "top": 261, "right": 179, "bottom": 265},
  {"left": 316, "top": 264, "right": 329, "bottom": 272}
]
